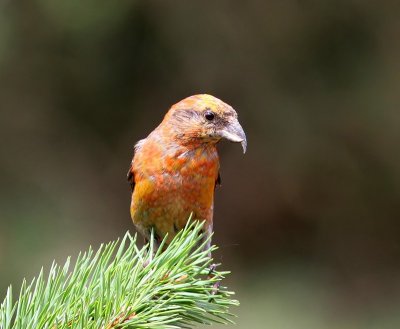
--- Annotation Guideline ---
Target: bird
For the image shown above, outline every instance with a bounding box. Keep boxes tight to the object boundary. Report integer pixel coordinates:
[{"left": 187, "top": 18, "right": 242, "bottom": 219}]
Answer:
[{"left": 127, "top": 94, "right": 246, "bottom": 252}]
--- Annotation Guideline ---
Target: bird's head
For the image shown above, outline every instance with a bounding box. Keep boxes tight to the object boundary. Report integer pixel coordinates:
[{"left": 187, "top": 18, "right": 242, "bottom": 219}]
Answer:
[{"left": 162, "top": 94, "right": 247, "bottom": 153}]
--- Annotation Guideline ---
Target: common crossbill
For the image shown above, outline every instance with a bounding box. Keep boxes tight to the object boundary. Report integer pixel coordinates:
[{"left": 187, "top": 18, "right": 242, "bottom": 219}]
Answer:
[{"left": 128, "top": 94, "right": 246, "bottom": 251}]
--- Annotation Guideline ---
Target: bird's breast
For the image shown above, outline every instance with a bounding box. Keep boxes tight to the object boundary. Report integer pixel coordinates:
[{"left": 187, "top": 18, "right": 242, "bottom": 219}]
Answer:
[
  {"left": 131, "top": 145, "right": 219, "bottom": 237},
  {"left": 154, "top": 147, "right": 219, "bottom": 205}
]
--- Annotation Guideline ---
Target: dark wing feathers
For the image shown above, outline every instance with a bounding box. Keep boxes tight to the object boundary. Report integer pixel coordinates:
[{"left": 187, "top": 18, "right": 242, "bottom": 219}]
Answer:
[
  {"left": 215, "top": 172, "right": 221, "bottom": 188},
  {"left": 127, "top": 166, "right": 135, "bottom": 191}
]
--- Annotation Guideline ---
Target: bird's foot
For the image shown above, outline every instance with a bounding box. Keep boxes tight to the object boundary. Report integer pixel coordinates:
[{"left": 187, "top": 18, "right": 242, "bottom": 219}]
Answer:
[
  {"left": 211, "top": 281, "right": 220, "bottom": 295},
  {"left": 208, "top": 264, "right": 220, "bottom": 295}
]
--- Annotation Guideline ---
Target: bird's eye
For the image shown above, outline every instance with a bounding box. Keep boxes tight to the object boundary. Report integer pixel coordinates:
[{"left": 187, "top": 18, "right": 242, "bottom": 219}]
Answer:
[{"left": 204, "top": 110, "right": 215, "bottom": 121}]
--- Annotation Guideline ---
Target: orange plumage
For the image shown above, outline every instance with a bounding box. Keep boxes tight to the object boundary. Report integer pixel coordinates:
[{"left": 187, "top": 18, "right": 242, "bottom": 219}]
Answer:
[{"left": 128, "top": 94, "right": 246, "bottom": 250}]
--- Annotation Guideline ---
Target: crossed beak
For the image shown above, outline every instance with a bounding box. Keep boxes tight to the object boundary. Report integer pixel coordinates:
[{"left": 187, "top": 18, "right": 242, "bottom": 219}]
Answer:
[{"left": 219, "top": 120, "right": 247, "bottom": 154}]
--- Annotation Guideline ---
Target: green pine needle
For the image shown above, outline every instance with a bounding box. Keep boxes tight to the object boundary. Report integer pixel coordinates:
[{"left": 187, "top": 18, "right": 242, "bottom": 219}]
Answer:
[{"left": 0, "top": 221, "right": 239, "bottom": 329}]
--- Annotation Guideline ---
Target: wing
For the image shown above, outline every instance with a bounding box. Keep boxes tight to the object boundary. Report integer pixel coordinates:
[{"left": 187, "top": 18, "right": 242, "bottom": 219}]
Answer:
[
  {"left": 128, "top": 138, "right": 147, "bottom": 191},
  {"left": 215, "top": 172, "right": 221, "bottom": 189},
  {"left": 127, "top": 165, "right": 135, "bottom": 191}
]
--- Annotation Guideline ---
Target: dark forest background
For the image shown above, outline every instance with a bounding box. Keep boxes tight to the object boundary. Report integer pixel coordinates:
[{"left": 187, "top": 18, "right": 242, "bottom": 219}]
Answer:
[{"left": 1, "top": 1, "right": 400, "bottom": 328}]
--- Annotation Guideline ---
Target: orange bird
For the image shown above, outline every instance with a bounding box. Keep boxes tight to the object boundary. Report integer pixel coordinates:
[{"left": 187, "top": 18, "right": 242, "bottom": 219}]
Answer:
[{"left": 128, "top": 94, "right": 246, "bottom": 250}]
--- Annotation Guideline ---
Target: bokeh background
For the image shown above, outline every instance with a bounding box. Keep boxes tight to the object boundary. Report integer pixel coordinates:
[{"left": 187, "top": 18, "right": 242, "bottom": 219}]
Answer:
[{"left": 1, "top": 1, "right": 400, "bottom": 328}]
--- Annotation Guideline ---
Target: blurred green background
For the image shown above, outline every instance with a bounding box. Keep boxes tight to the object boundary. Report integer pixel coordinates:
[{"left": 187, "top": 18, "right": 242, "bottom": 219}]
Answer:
[{"left": 1, "top": 1, "right": 400, "bottom": 328}]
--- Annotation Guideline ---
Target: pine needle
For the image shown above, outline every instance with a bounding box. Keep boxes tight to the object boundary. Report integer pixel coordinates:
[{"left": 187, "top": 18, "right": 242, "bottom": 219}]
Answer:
[{"left": 0, "top": 221, "right": 239, "bottom": 329}]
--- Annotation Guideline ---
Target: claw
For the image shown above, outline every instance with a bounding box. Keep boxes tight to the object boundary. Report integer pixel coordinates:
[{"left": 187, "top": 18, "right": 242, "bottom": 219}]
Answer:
[
  {"left": 211, "top": 281, "right": 220, "bottom": 295},
  {"left": 207, "top": 264, "right": 220, "bottom": 296},
  {"left": 208, "top": 263, "right": 218, "bottom": 278}
]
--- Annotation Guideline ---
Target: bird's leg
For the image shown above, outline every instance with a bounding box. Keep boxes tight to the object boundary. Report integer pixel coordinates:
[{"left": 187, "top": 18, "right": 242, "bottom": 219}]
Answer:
[
  {"left": 207, "top": 263, "right": 221, "bottom": 295},
  {"left": 202, "top": 223, "right": 213, "bottom": 258},
  {"left": 202, "top": 226, "right": 220, "bottom": 295},
  {"left": 142, "top": 229, "right": 162, "bottom": 267}
]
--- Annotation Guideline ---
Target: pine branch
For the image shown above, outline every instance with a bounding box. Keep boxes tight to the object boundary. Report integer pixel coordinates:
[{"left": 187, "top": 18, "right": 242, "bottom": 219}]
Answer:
[{"left": 0, "top": 221, "right": 239, "bottom": 329}]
